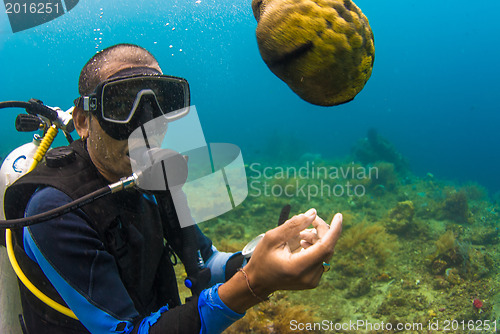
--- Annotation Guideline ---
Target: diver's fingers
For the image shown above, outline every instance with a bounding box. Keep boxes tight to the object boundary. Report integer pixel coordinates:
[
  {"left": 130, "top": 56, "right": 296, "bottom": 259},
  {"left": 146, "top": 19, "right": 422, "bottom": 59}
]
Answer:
[
  {"left": 299, "top": 230, "right": 319, "bottom": 246},
  {"left": 291, "top": 213, "right": 343, "bottom": 269},
  {"left": 311, "top": 215, "right": 329, "bottom": 238},
  {"left": 321, "top": 213, "right": 343, "bottom": 262},
  {"left": 300, "top": 240, "right": 313, "bottom": 249},
  {"left": 264, "top": 209, "right": 317, "bottom": 246},
  {"left": 287, "top": 235, "right": 303, "bottom": 253}
]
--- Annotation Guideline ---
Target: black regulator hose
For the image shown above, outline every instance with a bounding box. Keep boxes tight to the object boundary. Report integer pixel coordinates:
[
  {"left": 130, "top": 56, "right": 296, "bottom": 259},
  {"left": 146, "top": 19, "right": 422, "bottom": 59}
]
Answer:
[
  {"left": 0, "top": 186, "right": 111, "bottom": 229},
  {"left": 0, "top": 101, "right": 30, "bottom": 109},
  {"left": 0, "top": 100, "right": 58, "bottom": 121},
  {"left": 0, "top": 174, "right": 138, "bottom": 229}
]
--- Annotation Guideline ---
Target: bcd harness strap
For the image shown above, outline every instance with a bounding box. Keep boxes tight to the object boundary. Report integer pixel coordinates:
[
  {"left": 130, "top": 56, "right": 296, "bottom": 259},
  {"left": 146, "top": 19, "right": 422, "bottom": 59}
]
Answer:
[{"left": 3, "top": 139, "right": 210, "bottom": 320}]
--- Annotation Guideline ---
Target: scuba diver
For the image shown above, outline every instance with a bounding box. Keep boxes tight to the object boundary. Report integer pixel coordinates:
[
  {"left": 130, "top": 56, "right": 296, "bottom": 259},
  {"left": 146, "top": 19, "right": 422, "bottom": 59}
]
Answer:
[{"left": 1, "top": 43, "right": 343, "bottom": 333}]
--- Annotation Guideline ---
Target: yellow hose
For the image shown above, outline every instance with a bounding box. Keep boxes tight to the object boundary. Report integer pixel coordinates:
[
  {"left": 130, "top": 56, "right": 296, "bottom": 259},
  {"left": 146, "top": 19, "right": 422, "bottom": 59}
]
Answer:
[
  {"left": 28, "top": 125, "right": 58, "bottom": 173},
  {"left": 6, "top": 124, "right": 79, "bottom": 320},
  {"left": 5, "top": 229, "right": 78, "bottom": 319}
]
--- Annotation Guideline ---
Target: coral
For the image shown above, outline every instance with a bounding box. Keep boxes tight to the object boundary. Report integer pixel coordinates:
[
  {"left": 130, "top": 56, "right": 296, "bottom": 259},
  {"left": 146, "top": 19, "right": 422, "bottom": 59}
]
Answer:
[
  {"left": 432, "top": 276, "right": 451, "bottom": 289},
  {"left": 384, "top": 200, "right": 415, "bottom": 234},
  {"left": 473, "top": 298, "right": 483, "bottom": 309},
  {"left": 444, "top": 268, "right": 461, "bottom": 285},
  {"left": 429, "top": 231, "right": 460, "bottom": 276},
  {"left": 335, "top": 220, "right": 397, "bottom": 276},
  {"left": 464, "top": 248, "right": 494, "bottom": 281},
  {"left": 439, "top": 190, "right": 471, "bottom": 224},
  {"left": 462, "top": 183, "right": 488, "bottom": 201},
  {"left": 389, "top": 201, "right": 415, "bottom": 221},
  {"left": 224, "top": 293, "right": 319, "bottom": 333},
  {"left": 428, "top": 231, "right": 493, "bottom": 282},
  {"left": 376, "top": 289, "right": 429, "bottom": 318},
  {"left": 431, "top": 259, "right": 449, "bottom": 275},
  {"left": 435, "top": 230, "right": 456, "bottom": 256},
  {"left": 352, "top": 129, "right": 409, "bottom": 173},
  {"left": 345, "top": 277, "right": 371, "bottom": 298},
  {"left": 367, "top": 161, "right": 399, "bottom": 191},
  {"left": 375, "top": 272, "right": 392, "bottom": 282}
]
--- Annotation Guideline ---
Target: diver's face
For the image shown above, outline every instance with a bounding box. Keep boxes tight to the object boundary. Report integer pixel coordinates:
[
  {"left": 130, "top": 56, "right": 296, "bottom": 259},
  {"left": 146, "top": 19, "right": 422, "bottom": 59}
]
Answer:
[
  {"left": 84, "top": 61, "right": 163, "bottom": 182},
  {"left": 87, "top": 114, "right": 132, "bottom": 182}
]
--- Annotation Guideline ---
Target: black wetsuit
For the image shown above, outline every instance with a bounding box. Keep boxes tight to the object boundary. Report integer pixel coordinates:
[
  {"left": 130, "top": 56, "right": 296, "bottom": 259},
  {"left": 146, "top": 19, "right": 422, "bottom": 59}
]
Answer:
[{"left": 4, "top": 140, "right": 244, "bottom": 333}]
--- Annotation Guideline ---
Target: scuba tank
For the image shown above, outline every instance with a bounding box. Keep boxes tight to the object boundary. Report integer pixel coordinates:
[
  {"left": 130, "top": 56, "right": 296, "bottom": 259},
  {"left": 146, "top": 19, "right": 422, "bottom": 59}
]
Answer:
[
  {"left": 0, "top": 100, "right": 71, "bottom": 334},
  {"left": 0, "top": 136, "right": 41, "bottom": 334},
  {"left": 0, "top": 137, "right": 41, "bottom": 200}
]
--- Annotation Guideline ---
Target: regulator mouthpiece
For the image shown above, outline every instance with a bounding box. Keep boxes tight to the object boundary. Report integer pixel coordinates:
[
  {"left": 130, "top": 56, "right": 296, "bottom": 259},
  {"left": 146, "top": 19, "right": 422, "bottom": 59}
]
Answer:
[
  {"left": 133, "top": 148, "right": 188, "bottom": 191},
  {"left": 128, "top": 106, "right": 248, "bottom": 227}
]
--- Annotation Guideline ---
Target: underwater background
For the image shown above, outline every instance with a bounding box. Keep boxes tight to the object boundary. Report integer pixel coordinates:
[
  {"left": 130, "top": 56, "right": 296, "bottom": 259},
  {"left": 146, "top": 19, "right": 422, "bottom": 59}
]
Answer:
[
  {"left": 1, "top": 0, "right": 500, "bottom": 332},
  {"left": 1, "top": 0, "right": 499, "bottom": 195}
]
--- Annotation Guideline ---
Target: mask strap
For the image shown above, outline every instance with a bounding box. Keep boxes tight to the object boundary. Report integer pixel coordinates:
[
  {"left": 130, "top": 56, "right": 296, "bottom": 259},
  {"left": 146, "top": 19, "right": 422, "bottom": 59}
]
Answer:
[{"left": 109, "top": 66, "right": 161, "bottom": 79}]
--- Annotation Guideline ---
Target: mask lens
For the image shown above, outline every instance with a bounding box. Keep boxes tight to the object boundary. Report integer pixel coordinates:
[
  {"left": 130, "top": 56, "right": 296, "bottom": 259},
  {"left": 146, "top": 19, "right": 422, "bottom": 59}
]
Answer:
[
  {"left": 101, "top": 76, "right": 188, "bottom": 123},
  {"left": 101, "top": 82, "right": 137, "bottom": 121},
  {"left": 150, "top": 79, "right": 187, "bottom": 113}
]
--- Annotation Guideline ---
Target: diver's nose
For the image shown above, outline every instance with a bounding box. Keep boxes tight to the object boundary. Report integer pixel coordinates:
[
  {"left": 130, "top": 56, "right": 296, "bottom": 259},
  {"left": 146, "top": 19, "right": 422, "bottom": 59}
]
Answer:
[
  {"left": 140, "top": 101, "right": 154, "bottom": 121},
  {"left": 137, "top": 94, "right": 161, "bottom": 123},
  {"left": 135, "top": 95, "right": 168, "bottom": 142}
]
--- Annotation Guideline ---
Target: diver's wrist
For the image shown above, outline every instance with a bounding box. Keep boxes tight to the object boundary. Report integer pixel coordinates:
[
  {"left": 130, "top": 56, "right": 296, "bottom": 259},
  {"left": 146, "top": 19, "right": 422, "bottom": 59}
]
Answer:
[
  {"left": 218, "top": 268, "right": 272, "bottom": 314},
  {"left": 237, "top": 268, "right": 270, "bottom": 303},
  {"left": 240, "top": 265, "right": 273, "bottom": 301}
]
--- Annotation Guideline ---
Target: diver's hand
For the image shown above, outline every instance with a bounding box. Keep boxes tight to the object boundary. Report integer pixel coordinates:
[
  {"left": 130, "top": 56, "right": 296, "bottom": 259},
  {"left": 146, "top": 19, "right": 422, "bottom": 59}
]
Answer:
[
  {"left": 218, "top": 209, "right": 342, "bottom": 314},
  {"left": 245, "top": 209, "right": 342, "bottom": 295},
  {"left": 299, "top": 213, "right": 338, "bottom": 249}
]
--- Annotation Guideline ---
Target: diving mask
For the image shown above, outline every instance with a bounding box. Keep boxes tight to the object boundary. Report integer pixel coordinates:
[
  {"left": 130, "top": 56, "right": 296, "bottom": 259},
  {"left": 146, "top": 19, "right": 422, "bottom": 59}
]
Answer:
[{"left": 74, "top": 68, "right": 190, "bottom": 140}]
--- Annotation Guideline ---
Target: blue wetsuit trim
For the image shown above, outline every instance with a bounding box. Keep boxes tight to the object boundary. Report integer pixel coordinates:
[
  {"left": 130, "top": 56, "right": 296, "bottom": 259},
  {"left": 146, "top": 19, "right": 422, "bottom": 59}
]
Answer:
[
  {"left": 137, "top": 305, "right": 169, "bottom": 333},
  {"left": 24, "top": 229, "right": 135, "bottom": 333},
  {"left": 198, "top": 284, "right": 244, "bottom": 334}
]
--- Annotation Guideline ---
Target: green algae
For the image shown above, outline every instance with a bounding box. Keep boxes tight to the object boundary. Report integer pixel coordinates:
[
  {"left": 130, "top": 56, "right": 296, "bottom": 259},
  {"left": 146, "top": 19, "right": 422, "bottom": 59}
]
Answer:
[{"left": 193, "top": 137, "right": 500, "bottom": 333}]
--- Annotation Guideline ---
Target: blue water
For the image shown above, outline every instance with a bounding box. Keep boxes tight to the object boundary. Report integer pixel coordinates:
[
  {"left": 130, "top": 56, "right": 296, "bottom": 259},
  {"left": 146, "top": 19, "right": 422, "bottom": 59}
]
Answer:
[{"left": 1, "top": 0, "right": 499, "bottom": 194}]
